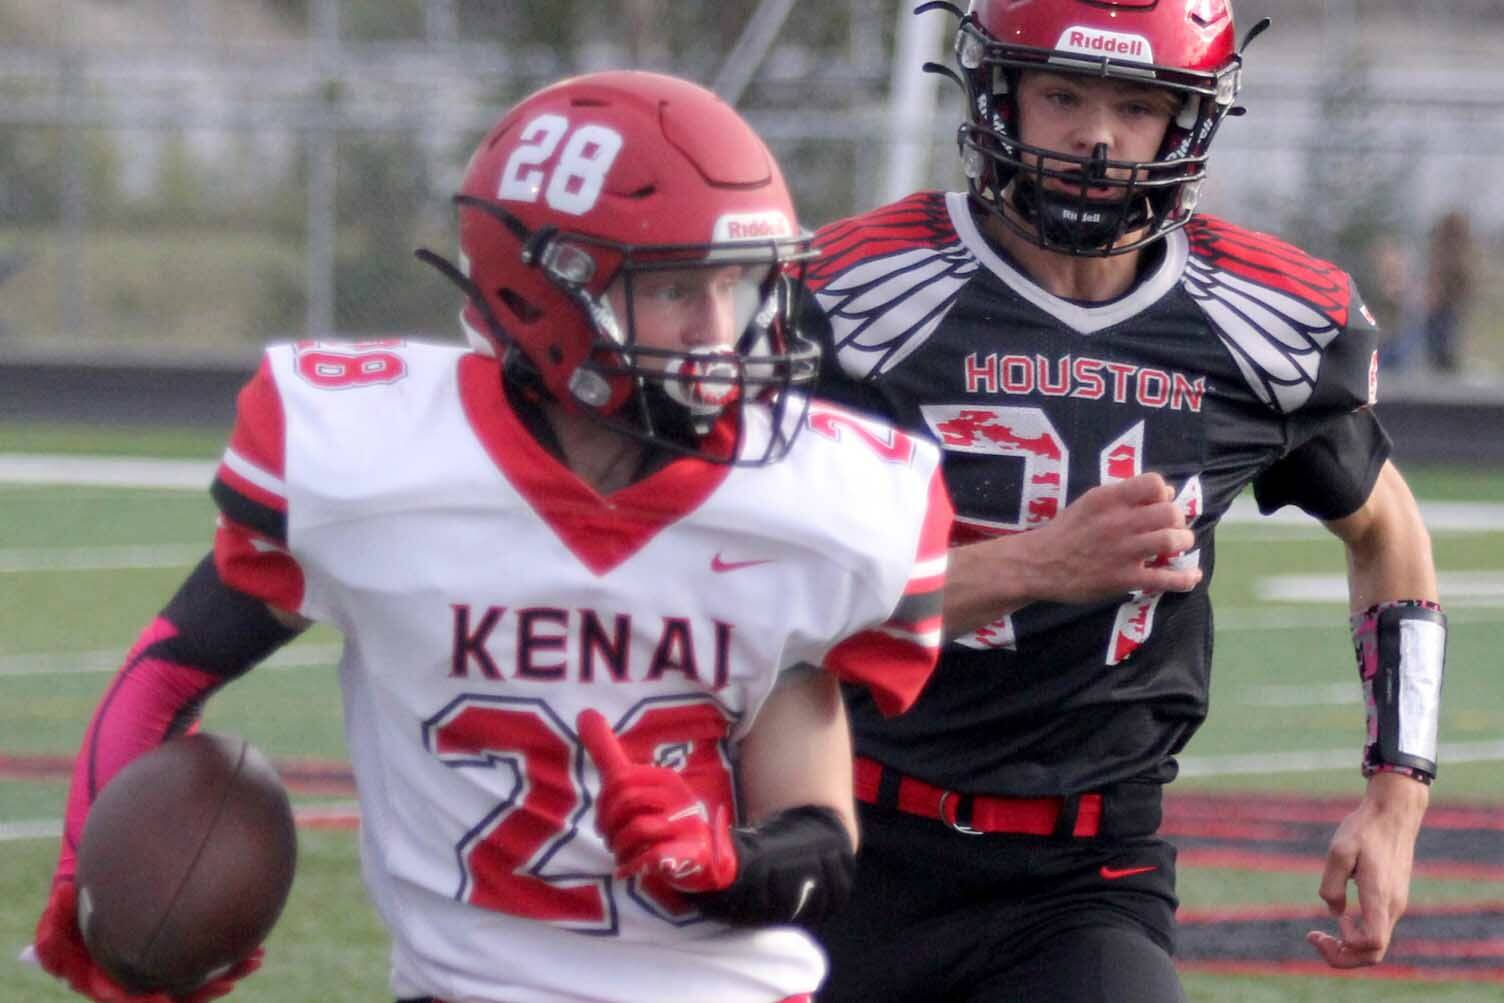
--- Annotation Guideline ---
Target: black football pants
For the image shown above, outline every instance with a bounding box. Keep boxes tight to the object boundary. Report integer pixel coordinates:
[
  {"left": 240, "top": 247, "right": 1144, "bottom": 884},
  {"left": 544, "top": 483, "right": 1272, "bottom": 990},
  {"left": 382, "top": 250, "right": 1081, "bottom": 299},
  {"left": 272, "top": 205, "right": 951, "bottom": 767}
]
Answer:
[{"left": 813, "top": 801, "right": 1186, "bottom": 1003}]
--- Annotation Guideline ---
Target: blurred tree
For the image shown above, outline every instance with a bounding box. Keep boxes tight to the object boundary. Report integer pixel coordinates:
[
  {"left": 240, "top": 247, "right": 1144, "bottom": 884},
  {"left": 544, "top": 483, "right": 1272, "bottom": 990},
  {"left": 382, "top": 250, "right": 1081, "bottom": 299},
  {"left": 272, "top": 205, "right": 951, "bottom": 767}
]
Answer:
[
  {"left": 340, "top": 0, "right": 425, "bottom": 41},
  {"left": 151, "top": 134, "right": 209, "bottom": 223},
  {"left": 0, "top": 125, "right": 64, "bottom": 225},
  {"left": 1283, "top": 56, "right": 1407, "bottom": 284},
  {"left": 332, "top": 131, "right": 454, "bottom": 335}
]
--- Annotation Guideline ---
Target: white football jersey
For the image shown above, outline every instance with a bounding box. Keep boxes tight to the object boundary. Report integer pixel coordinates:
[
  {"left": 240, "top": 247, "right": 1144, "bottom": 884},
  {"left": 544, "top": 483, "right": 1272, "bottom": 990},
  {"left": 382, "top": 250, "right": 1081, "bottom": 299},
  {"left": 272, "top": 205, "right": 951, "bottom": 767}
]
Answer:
[{"left": 211, "top": 340, "right": 949, "bottom": 1003}]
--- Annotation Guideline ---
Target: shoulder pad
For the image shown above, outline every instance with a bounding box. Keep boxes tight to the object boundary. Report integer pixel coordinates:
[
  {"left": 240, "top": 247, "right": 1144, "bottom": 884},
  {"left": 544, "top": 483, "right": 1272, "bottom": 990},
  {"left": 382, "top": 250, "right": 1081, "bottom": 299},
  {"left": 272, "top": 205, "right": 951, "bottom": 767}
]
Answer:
[
  {"left": 808, "top": 191, "right": 960, "bottom": 292},
  {"left": 1182, "top": 216, "right": 1356, "bottom": 413},
  {"left": 808, "top": 192, "right": 978, "bottom": 381}
]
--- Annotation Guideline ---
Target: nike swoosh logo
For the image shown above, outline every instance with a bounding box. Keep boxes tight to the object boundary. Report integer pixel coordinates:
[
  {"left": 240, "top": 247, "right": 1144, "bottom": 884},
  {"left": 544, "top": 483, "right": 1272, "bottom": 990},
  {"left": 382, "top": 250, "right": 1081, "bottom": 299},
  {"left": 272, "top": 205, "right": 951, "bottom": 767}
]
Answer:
[
  {"left": 667, "top": 803, "right": 709, "bottom": 823},
  {"left": 790, "top": 878, "right": 818, "bottom": 919},
  {"left": 1099, "top": 865, "right": 1158, "bottom": 880},
  {"left": 711, "top": 553, "right": 775, "bottom": 573}
]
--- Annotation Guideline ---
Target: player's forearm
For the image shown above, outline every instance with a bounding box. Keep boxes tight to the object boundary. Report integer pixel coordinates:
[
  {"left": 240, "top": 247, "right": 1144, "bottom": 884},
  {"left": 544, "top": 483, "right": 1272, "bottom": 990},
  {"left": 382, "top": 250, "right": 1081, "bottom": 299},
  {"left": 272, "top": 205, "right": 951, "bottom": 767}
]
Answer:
[
  {"left": 739, "top": 669, "right": 858, "bottom": 847},
  {"left": 941, "top": 535, "right": 1039, "bottom": 637},
  {"left": 55, "top": 557, "right": 303, "bottom": 879},
  {"left": 57, "top": 618, "right": 228, "bottom": 880}
]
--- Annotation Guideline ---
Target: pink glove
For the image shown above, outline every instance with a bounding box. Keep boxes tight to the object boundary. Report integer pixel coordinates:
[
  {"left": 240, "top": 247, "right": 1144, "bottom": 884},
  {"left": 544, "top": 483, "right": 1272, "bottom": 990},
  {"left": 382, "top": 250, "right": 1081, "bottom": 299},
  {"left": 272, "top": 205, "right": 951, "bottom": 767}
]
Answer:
[
  {"left": 578, "top": 709, "right": 738, "bottom": 894},
  {"left": 33, "top": 880, "right": 262, "bottom": 1003}
]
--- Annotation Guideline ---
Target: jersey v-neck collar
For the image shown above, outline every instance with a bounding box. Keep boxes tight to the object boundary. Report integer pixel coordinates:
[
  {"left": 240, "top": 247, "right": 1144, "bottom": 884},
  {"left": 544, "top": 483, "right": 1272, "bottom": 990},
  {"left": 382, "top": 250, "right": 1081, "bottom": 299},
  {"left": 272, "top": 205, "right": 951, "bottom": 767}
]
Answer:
[
  {"left": 457, "top": 353, "right": 733, "bottom": 577},
  {"left": 944, "top": 191, "right": 1188, "bottom": 335}
]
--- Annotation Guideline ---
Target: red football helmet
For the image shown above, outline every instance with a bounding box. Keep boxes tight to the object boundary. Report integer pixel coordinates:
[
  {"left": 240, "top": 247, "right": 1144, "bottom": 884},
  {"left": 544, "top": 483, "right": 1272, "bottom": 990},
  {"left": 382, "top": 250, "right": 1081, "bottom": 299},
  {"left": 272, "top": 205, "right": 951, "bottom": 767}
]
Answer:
[
  {"left": 937, "top": 0, "right": 1247, "bottom": 255},
  {"left": 423, "top": 71, "right": 819, "bottom": 465}
]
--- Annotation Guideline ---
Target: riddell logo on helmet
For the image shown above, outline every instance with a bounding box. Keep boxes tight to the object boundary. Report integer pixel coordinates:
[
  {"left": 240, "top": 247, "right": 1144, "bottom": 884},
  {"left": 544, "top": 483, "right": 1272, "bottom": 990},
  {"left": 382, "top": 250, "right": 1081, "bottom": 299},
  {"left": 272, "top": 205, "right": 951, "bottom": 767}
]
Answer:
[
  {"left": 714, "top": 211, "right": 792, "bottom": 242},
  {"left": 1056, "top": 27, "right": 1154, "bottom": 63}
]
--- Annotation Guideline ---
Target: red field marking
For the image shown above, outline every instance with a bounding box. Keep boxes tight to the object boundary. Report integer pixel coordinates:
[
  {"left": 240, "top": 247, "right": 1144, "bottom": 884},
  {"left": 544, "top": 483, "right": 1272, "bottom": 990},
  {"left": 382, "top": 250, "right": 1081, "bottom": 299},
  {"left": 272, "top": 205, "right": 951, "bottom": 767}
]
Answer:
[
  {"left": 1167, "top": 791, "right": 1504, "bottom": 831},
  {"left": 0, "top": 754, "right": 72, "bottom": 778},
  {"left": 288, "top": 798, "right": 360, "bottom": 831},
  {"left": 0, "top": 753, "right": 357, "bottom": 796},
  {"left": 1180, "top": 900, "right": 1504, "bottom": 924},
  {"left": 1400, "top": 939, "right": 1504, "bottom": 959},
  {"left": 1159, "top": 816, "right": 1301, "bottom": 840},
  {"left": 1179, "top": 901, "right": 1504, "bottom": 980}
]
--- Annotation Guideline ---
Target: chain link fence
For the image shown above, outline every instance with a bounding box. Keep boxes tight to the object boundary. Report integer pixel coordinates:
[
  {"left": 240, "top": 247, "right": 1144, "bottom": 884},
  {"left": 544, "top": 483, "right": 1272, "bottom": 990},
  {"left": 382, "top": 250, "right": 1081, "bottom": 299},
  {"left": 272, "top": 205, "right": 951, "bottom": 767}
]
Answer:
[{"left": 1, "top": 0, "right": 1501, "bottom": 378}]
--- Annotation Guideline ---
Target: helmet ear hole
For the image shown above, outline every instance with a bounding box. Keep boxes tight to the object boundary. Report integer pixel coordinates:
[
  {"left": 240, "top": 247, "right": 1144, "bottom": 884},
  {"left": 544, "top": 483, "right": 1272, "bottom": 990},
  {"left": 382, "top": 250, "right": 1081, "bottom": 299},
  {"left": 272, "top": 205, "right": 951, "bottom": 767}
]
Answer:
[{"left": 499, "top": 288, "right": 542, "bottom": 324}]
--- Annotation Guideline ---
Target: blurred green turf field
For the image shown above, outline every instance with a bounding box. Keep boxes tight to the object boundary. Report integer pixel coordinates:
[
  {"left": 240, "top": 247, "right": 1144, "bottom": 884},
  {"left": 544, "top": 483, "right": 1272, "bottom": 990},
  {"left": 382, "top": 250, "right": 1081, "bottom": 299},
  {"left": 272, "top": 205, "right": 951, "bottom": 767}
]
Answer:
[{"left": 1, "top": 423, "right": 1501, "bottom": 1002}]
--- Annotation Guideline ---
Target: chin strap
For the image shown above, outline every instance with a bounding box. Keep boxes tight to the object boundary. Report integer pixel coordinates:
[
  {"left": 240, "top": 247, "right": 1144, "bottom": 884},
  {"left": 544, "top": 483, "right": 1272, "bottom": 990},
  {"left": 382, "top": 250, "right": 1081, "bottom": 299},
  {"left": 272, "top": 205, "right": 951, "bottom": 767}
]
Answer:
[
  {"left": 1008, "top": 176, "right": 1147, "bottom": 254},
  {"left": 1352, "top": 600, "right": 1446, "bottom": 784}
]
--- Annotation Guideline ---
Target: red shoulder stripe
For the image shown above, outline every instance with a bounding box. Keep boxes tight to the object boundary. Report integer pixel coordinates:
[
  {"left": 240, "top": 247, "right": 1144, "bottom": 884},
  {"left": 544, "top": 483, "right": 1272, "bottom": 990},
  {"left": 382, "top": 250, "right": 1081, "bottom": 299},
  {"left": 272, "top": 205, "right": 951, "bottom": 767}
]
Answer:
[
  {"left": 1185, "top": 217, "right": 1350, "bottom": 327},
  {"left": 824, "top": 462, "right": 951, "bottom": 716},
  {"left": 808, "top": 191, "right": 957, "bottom": 293},
  {"left": 910, "top": 462, "right": 953, "bottom": 588},
  {"left": 214, "top": 518, "right": 305, "bottom": 613},
  {"left": 228, "top": 355, "right": 287, "bottom": 477}
]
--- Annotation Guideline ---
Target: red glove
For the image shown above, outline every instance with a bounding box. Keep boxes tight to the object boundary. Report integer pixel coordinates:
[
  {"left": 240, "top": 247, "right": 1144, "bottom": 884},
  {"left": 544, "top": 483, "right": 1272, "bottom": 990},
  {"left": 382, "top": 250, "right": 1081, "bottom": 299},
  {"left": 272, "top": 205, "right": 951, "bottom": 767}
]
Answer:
[
  {"left": 578, "top": 709, "right": 738, "bottom": 894},
  {"left": 33, "top": 880, "right": 262, "bottom": 1003}
]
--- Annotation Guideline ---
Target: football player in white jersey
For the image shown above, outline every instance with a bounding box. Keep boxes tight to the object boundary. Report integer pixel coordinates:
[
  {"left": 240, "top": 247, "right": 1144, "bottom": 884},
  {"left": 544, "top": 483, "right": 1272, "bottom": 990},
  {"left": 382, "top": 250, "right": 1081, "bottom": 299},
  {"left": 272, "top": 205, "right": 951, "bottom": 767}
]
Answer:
[{"left": 30, "top": 72, "right": 951, "bottom": 1003}]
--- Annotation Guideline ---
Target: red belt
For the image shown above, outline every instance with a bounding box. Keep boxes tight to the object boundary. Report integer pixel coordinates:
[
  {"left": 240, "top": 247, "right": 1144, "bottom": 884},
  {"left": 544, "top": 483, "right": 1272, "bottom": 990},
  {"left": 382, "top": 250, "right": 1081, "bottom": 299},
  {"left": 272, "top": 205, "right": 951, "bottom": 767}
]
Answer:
[{"left": 853, "top": 756, "right": 1102, "bottom": 837}]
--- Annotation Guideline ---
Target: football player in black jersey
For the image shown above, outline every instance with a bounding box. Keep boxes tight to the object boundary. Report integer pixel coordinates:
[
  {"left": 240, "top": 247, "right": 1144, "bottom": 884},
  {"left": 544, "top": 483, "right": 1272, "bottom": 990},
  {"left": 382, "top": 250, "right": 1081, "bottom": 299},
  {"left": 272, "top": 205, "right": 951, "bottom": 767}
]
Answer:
[{"left": 803, "top": 2, "right": 1443, "bottom": 1000}]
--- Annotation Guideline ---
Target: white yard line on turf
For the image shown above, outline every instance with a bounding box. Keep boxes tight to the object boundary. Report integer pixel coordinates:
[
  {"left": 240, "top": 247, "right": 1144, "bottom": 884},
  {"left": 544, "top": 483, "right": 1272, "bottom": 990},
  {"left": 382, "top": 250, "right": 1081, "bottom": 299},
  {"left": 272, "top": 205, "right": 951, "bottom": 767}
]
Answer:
[
  {"left": 0, "top": 644, "right": 342, "bottom": 677},
  {"left": 0, "top": 802, "right": 363, "bottom": 843},
  {"left": 0, "top": 543, "right": 206, "bottom": 573},
  {"left": 1254, "top": 570, "right": 1504, "bottom": 606},
  {"left": 0, "top": 454, "right": 215, "bottom": 489},
  {"left": 1178, "top": 740, "right": 1504, "bottom": 777},
  {"left": 1219, "top": 497, "right": 1504, "bottom": 538}
]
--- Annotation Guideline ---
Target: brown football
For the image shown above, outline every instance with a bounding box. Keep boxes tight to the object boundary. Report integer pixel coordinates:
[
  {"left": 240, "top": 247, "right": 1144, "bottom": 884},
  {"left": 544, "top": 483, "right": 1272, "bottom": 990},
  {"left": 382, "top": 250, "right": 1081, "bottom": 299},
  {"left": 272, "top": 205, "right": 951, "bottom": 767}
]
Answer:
[{"left": 74, "top": 731, "right": 297, "bottom": 994}]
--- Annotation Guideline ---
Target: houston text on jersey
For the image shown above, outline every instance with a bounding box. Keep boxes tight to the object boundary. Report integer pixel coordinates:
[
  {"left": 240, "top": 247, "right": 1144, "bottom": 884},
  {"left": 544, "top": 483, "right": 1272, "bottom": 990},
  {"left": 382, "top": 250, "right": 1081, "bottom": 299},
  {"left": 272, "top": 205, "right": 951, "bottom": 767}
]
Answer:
[{"left": 963, "top": 353, "right": 1206, "bottom": 412}]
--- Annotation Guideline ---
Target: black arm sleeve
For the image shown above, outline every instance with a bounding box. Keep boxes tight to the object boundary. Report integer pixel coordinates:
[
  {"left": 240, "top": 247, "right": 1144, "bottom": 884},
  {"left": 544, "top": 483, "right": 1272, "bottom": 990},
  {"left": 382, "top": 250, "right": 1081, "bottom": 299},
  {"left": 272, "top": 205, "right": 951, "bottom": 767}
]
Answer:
[
  {"left": 687, "top": 804, "right": 856, "bottom": 928},
  {"left": 1252, "top": 408, "right": 1391, "bottom": 521},
  {"left": 154, "top": 554, "right": 304, "bottom": 679}
]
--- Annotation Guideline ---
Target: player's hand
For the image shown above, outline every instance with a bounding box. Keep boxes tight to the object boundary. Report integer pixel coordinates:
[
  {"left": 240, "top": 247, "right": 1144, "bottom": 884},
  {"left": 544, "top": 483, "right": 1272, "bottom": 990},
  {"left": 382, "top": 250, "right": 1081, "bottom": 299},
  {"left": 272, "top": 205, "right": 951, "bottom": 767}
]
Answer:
[
  {"left": 1031, "top": 472, "right": 1201, "bottom": 603},
  {"left": 32, "top": 879, "right": 262, "bottom": 1003},
  {"left": 577, "top": 709, "right": 737, "bottom": 894},
  {"left": 1306, "top": 771, "right": 1429, "bottom": 968},
  {"left": 174, "top": 949, "right": 262, "bottom": 1003},
  {"left": 947, "top": 472, "right": 1200, "bottom": 633},
  {"left": 33, "top": 880, "right": 173, "bottom": 1003}
]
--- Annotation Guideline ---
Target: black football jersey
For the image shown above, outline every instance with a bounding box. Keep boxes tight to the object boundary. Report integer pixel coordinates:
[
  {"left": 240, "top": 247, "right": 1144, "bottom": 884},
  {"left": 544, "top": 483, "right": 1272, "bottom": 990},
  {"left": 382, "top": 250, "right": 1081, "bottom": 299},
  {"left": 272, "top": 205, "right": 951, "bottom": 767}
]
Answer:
[{"left": 805, "top": 191, "right": 1391, "bottom": 796}]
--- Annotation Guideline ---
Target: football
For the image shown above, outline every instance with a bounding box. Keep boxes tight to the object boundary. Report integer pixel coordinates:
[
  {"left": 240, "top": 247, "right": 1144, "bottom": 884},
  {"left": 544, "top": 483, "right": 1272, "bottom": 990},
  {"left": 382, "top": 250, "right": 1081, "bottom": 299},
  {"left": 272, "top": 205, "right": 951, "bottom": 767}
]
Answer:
[{"left": 74, "top": 731, "right": 297, "bottom": 994}]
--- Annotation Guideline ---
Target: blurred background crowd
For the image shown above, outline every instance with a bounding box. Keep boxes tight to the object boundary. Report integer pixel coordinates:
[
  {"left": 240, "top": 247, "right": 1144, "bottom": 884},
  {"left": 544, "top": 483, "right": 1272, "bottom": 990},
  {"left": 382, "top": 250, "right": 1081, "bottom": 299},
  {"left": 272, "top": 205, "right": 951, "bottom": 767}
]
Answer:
[{"left": 0, "top": 0, "right": 1500, "bottom": 390}]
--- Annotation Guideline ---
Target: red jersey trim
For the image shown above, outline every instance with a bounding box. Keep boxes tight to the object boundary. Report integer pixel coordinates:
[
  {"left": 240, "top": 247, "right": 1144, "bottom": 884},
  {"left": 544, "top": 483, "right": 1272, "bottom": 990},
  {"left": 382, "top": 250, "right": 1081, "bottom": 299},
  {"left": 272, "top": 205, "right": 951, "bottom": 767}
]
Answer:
[
  {"left": 807, "top": 191, "right": 959, "bottom": 293},
  {"left": 214, "top": 517, "right": 305, "bottom": 613},
  {"left": 457, "top": 354, "right": 734, "bottom": 577},
  {"left": 228, "top": 355, "right": 288, "bottom": 478},
  {"left": 824, "top": 630, "right": 938, "bottom": 718},
  {"left": 824, "top": 462, "right": 950, "bottom": 717},
  {"left": 912, "top": 463, "right": 954, "bottom": 579}
]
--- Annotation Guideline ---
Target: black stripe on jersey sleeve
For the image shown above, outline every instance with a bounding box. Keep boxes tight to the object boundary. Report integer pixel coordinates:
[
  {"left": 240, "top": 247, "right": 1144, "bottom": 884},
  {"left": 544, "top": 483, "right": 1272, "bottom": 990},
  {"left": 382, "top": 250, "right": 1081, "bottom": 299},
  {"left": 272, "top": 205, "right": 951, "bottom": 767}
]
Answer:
[
  {"left": 891, "top": 589, "right": 944, "bottom": 630},
  {"left": 211, "top": 475, "right": 288, "bottom": 544},
  {"left": 157, "top": 555, "right": 302, "bottom": 678}
]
